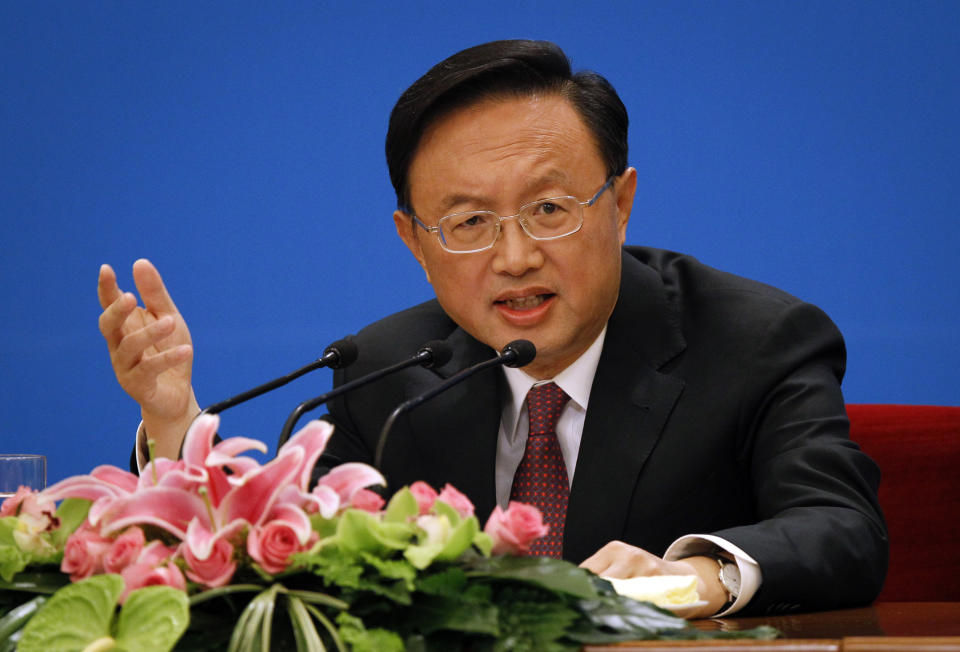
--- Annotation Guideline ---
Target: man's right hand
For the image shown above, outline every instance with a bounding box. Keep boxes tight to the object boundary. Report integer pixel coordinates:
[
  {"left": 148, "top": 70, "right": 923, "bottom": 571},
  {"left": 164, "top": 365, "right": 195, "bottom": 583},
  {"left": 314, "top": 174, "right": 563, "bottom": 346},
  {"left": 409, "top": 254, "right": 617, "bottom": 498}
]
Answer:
[{"left": 98, "top": 259, "right": 200, "bottom": 461}]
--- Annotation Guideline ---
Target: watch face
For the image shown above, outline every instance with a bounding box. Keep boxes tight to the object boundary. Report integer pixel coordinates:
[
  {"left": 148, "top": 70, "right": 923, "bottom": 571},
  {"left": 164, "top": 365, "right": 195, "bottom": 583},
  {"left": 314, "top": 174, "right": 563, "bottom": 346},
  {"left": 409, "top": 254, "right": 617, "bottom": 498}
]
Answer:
[{"left": 720, "top": 562, "right": 741, "bottom": 596}]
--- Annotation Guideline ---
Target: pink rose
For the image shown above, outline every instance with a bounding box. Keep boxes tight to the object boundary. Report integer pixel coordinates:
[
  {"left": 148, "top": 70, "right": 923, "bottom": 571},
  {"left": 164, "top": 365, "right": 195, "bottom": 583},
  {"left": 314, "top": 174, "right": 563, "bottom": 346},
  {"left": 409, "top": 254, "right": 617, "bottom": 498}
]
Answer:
[
  {"left": 484, "top": 502, "right": 549, "bottom": 556},
  {"left": 350, "top": 488, "right": 386, "bottom": 513},
  {"left": 183, "top": 537, "right": 237, "bottom": 588},
  {"left": 121, "top": 561, "right": 187, "bottom": 603},
  {"left": 410, "top": 481, "right": 438, "bottom": 515},
  {"left": 103, "top": 527, "right": 146, "bottom": 574},
  {"left": 138, "top": 540, "right": 177, "bottom": 566},
  {"left": 436, "top": 484, "right": 475, "bottom": 518},
  {"left": 61, "top": 526, "right": 113, "bottom": 581},
  {"left": 247, "top": 521, "right": 313, "bottom": 574}
]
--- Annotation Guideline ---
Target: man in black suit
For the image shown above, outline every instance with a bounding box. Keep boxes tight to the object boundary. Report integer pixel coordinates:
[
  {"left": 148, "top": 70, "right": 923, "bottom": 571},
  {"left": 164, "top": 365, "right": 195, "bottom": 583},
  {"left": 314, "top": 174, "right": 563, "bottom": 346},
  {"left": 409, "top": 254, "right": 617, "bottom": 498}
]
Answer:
[{"left": 98, "top": 40, "right": 887, "bottom": 617}]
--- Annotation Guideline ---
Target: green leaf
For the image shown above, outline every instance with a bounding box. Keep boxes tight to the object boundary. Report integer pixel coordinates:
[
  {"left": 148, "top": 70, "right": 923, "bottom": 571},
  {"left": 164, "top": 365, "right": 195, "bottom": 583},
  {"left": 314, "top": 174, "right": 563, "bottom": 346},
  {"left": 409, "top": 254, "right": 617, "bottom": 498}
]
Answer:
[
  {"left": 188, "top": 583, "right": 266, "bottom": 607},
  {"left": 0, "top": 518, "right": 19, "bottom": 546},
  {"left": 414, "top": 567, "right": 467, "bottom": 598},
  {"left": 50, "top": 499, "right": 92, "bottom": 548},
  {"left": 284, "top": 589, "right": 349, "bottom": 610},
  {"left": 431, "top": 500, "right": 460, "bottom": 525},
  {"left": 228, "top": 584, "right": 280, "bottom": 652},
  {"left": 0, "top": 545, "right": 29, "bottom": 584},
  {"left": 114, "top": 586, "right": 189, "bottom": 652},
  {"left": 303, "top": 602, "right": 347, "bottom": 652},
  {"left": 0, "top": 569, "right": 70, "bottom": 594},
  {"left": 492, "top": 595, "right": 580, "bottom": 652},
  {"left": 383, "top": 488, "right": 418, "bottom": 523},
  {"left": 568, "top": 594, "right": 689, "bottom": 641},
  {"left": 297, "top": 547, "right": 364, "bottom": 590},
  {"left": 287, "top": 595, "right": 325, "bottom": 652},
  {"left": 17, "top": 574, "right": 123, "bottom": 652},
  {"left": 309, "top": 513, "right": 338, "bottom": 539},
  {"left": 404, "top": 542, "right": 443, "bottom": 570},
  {"left": 472, "top": 530, "right": 493, "bottom": 557},
  {"left": 335, "top": 510, "right": 409, "bottom": 554},
  {"left": 376, "top": 521, "right": 417, "bottom": 548},
  {"left": 404, "top": 515, "right": 478, "bottom": 570},
  {"left": 335, "top": 611, "right": 404, "bottom": 652},
  {"left": 0, "top": 518, "right": 30, "bottom": 582},
  {"left": 466, "top": 556, "right": 598, "bottom": 600},
  {"left": 435, "top": 516, "right": 477, "bottom": 562},
  {"left": 359, "top": 553, "right": 416, "bottom": 586},
  {"left": 404, "top": 594, "right": 500, "bottom": 636},
  {"left": 0, "top": 595, "right": 46, "bottom": 643}
]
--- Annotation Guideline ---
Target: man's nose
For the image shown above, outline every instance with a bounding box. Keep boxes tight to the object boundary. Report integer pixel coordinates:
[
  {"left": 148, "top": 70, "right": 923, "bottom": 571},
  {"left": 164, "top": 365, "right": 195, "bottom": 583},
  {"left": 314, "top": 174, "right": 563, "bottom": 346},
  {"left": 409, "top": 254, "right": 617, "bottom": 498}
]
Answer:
[{"left": 490, "top": 219, "right": 544, "bottom": 276}]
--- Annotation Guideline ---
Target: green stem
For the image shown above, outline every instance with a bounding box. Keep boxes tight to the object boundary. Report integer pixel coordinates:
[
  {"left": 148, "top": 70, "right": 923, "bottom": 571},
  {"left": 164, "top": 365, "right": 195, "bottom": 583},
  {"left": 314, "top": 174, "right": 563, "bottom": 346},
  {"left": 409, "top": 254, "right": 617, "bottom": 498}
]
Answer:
[
  {"left": 304, "top": 602, "right": 348, "bottom": 652},
  {"left": 189, "top": 584, "right": 266, "bottom": 606},
  {"left": 146, "top": 439, "right": 158, "bottom": 485},
  {"left": 283, "top": 589, "right": 349, "bottom": 610},
  {"left": 197, "top": 486, "right": 217, "bottom": 529}
]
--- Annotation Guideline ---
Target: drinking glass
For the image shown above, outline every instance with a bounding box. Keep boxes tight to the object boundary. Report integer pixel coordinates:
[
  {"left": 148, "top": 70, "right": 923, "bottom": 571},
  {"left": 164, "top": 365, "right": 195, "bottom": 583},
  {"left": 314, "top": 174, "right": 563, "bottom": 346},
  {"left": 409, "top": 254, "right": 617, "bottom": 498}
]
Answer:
[{"left": 0, "top": 454, "right": 47, "bottom": 499}]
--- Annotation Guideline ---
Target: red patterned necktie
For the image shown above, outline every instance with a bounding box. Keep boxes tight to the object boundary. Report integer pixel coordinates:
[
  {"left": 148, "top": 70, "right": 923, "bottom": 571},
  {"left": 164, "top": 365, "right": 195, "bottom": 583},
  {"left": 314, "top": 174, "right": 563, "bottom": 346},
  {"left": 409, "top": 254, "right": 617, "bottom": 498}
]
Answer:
[{"left": 509, "top": 382, "right": 571, "bottom": 558}]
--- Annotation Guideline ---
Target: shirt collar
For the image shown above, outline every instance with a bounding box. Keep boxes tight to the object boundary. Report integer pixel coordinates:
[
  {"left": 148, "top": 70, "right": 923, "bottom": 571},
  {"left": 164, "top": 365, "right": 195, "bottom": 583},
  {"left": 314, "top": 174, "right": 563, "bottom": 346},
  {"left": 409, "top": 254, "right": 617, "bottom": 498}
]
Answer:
[{"left": 500, "top": 325, "right": 607, "bottom": 437}]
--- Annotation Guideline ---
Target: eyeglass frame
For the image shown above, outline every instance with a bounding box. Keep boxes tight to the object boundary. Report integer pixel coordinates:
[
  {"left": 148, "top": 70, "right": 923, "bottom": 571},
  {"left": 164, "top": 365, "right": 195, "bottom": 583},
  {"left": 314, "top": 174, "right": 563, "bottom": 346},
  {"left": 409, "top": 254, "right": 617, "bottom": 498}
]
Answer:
[{"left": 408, "top": 175, "right": 616, "bottom": 254}]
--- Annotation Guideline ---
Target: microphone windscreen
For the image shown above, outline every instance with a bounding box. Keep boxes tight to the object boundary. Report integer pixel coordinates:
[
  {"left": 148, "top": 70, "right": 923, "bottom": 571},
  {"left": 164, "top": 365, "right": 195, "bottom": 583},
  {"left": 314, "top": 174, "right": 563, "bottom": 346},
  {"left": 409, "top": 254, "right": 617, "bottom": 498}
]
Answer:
[
  {"left": 324, "top": 337, "right": 358, "bottom": 369},
  {"left": 501, "top": 339, "right": 536, "bottom": 367},
  {"left": 419, "top": 340, "right": 453, "bottom": 368}
]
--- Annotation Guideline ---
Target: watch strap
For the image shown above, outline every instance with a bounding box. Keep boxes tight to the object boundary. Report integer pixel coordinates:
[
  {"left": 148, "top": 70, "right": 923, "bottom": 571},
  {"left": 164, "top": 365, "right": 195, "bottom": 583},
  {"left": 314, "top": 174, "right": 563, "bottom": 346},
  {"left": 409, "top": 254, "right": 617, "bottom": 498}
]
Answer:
[{"left": 713, "top": 556, "right": 737, "bottom": 610}]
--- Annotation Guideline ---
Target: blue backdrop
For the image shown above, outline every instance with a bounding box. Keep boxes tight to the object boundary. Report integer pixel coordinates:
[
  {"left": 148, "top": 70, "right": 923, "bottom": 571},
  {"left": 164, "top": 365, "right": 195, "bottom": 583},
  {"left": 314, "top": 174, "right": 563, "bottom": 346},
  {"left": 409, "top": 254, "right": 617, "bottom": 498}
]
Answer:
[{"left": 2, "top": 2, "right": 957, "bottom": 484}]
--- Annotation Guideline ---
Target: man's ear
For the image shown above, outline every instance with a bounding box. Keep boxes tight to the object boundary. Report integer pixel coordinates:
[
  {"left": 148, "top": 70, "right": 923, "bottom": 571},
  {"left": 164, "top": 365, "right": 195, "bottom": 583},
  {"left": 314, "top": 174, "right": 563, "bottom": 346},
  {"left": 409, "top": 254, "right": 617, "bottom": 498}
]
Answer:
[
  {"left": 614, "top": 167, "right": 637, "bottom": 244},
  {"left": 394, "top": 210, "right": 432, "bottom": 283}
]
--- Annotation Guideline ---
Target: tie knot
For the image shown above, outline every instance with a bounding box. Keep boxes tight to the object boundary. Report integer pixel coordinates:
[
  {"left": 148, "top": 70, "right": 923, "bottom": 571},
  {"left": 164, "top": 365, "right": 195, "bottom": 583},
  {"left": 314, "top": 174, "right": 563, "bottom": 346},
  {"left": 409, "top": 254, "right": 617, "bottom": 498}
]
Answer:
[{"left": 526, "top": 382, "right": 570, "bottom": 436}]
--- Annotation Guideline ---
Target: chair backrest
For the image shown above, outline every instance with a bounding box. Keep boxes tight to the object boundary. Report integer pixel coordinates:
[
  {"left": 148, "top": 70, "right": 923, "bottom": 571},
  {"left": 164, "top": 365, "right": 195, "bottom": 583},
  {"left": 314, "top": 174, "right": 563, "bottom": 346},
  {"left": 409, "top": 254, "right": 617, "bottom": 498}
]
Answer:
[{"left": 846, "top": 404, "right": 960, "bottom": 601}]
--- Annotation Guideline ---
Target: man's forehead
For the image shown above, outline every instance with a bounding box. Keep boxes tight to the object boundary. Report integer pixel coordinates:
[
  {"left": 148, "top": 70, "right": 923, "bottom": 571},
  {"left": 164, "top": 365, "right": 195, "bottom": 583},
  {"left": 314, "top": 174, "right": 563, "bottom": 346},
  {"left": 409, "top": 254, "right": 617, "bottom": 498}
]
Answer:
[{"left": 407, "top": 96, "right": 604, "bottom": 212}]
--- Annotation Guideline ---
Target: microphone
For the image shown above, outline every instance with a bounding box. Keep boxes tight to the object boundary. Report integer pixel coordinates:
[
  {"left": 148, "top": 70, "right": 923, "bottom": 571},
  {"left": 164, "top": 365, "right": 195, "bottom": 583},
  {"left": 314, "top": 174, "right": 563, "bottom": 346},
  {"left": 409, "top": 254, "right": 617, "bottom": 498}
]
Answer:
[
  {"left": 374, "top": 339, "right": 536, "bottom": 468},
  {"left": 201, "top": 337, "right": 358, "bottom": 415},
  {"left": 276, "top": 340, "right": 453, "bottom": 449}
]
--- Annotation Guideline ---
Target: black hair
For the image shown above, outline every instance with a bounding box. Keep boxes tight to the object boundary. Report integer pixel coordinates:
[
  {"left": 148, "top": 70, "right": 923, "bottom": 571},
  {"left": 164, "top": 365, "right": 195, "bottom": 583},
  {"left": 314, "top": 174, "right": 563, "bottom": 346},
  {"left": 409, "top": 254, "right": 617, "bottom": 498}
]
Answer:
[{"left": 385, "top": 39, "right": 629, "bottom": 212}]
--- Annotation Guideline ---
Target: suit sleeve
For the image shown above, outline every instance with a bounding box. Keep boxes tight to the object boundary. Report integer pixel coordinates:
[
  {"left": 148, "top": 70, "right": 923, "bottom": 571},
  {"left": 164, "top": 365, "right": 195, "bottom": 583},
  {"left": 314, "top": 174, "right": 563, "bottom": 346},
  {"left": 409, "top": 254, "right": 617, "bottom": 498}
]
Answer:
[{"left": 714, "top": 301, "right": 888, "bottom": 615}]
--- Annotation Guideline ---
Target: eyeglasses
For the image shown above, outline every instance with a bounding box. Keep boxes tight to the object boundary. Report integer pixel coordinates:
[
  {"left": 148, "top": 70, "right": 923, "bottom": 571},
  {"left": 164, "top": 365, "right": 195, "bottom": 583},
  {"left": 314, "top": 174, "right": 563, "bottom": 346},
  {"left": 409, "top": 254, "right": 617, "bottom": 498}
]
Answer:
[{"left": 411, "top": 176, "right": 615, "bottom": 254}]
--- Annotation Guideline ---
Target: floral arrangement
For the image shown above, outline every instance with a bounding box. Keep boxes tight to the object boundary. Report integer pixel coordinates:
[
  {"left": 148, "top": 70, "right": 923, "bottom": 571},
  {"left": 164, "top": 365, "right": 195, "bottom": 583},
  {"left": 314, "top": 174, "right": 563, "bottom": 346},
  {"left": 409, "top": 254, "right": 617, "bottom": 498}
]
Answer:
[{"left": 1, "top": 415, "right": 776, "bottom": 651}]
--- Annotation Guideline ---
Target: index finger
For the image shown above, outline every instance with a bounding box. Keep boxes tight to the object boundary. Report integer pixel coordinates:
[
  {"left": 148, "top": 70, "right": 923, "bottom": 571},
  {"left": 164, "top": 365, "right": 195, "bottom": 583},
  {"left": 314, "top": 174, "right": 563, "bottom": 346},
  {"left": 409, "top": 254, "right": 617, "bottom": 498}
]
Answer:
[
  {"left": 132, "top": 258, "right": 180, "bottom": 316},
  {"left": 579, "top": 542, "right": 618, "bottom": 574},
  {"left": 98, "top": 263, "right": 123, "bottom": 310}
]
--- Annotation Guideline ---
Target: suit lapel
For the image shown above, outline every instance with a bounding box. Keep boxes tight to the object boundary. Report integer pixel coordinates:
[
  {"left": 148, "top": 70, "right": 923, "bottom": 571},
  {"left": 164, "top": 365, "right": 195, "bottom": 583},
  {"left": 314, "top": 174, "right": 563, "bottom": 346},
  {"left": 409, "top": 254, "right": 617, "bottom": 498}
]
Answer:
[{"left": 564, "top": 252, "right": 687, "bottom": 562}]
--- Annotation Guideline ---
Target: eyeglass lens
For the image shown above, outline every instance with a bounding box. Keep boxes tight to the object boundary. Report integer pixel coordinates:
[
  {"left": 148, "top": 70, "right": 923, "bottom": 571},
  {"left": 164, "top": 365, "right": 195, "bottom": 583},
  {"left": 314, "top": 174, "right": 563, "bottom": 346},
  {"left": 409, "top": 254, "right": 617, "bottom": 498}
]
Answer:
[{"left": 440, "top": 197, "right": 582, "bottom": 251}]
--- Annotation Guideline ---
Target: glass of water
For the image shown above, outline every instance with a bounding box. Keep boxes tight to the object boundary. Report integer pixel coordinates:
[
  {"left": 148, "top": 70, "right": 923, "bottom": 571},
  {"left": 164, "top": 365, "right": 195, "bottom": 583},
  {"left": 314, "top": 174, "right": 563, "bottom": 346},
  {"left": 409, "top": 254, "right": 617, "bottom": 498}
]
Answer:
[{"left": 0, "top": 454, "right": 47, "bottom": 500}]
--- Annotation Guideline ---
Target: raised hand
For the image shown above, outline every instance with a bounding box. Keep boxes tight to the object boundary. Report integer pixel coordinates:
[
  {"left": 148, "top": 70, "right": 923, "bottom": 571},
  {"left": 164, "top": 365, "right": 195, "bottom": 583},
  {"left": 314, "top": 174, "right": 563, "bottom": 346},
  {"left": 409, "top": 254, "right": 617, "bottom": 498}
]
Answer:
[{"left": 98, "top": 259, "right": 200, "bottom": 460}]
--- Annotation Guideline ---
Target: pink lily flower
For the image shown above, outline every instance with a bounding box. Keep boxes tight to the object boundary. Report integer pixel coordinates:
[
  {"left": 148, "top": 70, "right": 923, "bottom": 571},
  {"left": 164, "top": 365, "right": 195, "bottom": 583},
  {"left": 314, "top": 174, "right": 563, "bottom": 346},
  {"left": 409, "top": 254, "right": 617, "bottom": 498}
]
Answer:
[
  {"left": 39, "top": 464, "right": 139, "bottom": 505},
  {"left": 34, "top": 413, "right": 388, "bottom": 577},
  {"left": 316, "top": 463, "right": 388, "bottom": 509}
]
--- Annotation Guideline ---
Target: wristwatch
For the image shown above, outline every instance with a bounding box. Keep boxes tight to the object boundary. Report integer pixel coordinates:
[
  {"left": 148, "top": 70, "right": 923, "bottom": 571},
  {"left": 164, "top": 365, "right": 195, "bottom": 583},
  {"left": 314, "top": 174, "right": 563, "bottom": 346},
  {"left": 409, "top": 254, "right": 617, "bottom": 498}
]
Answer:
[{"left": 714, "top": 556, "right": 741, "bottom": 609}]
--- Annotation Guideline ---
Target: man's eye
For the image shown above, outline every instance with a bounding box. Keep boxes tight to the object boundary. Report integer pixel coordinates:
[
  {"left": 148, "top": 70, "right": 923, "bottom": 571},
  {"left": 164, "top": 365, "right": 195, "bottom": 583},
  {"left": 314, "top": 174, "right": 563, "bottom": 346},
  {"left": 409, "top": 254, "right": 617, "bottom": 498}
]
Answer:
[
  {"left": 536, "top": 202, "right": 562, "bottom": 215},
  {"left": 452, "top": 214, "right": 487, "bottom": 230}
]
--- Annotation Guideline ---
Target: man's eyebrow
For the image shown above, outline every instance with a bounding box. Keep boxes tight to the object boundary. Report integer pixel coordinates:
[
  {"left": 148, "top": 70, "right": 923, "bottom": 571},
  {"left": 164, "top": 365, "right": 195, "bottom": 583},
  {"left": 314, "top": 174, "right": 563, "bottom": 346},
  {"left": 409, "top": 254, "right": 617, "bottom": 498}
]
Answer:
[
  {"left": 433, "top": 171, "right": 573, "bottom": 216},
  {"left": 435, "top": 192, "right": 486, "bottom": 215}
]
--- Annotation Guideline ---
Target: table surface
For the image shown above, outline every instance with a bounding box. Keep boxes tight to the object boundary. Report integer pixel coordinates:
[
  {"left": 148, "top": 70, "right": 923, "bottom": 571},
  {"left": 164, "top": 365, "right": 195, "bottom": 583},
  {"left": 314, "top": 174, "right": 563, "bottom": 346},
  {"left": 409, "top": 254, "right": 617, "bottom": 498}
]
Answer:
[{"left": 583, "top": 602, "right": 960, "bottom": 651}]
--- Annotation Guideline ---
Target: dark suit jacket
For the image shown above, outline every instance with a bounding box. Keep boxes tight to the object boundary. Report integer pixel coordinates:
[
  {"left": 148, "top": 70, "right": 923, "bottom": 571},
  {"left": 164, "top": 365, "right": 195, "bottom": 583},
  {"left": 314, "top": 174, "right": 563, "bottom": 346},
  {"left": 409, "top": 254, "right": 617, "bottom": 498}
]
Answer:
[{"left": 320, "top": 246, "right": 888, "bottom": 615}]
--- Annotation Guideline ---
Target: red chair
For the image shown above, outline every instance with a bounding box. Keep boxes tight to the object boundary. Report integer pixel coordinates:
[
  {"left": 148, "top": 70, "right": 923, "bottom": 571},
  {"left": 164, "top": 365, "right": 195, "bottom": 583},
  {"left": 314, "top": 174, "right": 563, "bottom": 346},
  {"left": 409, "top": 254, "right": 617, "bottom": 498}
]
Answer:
[{"left": 846, "top": 404, "right": 960, "bottom": 601}]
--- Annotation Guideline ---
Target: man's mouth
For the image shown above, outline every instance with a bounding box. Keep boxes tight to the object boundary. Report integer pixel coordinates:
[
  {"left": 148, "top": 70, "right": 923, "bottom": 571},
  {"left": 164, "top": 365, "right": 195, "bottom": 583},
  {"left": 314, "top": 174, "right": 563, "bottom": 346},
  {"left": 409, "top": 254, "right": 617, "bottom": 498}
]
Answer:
[{"left": 497, "top": 294, "right": 552, "bottom": 310}]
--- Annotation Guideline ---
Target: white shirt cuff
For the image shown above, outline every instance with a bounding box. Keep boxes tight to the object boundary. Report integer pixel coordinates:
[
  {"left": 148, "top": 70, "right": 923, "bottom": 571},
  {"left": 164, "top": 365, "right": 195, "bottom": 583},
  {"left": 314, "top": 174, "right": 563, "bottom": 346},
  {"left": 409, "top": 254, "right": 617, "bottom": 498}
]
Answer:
[
  {"left": 134, "top": 421, "right": 148, "bottom": 472},
  {"left": 664, "top": 534, "right": 762, "bottom": 617}
]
